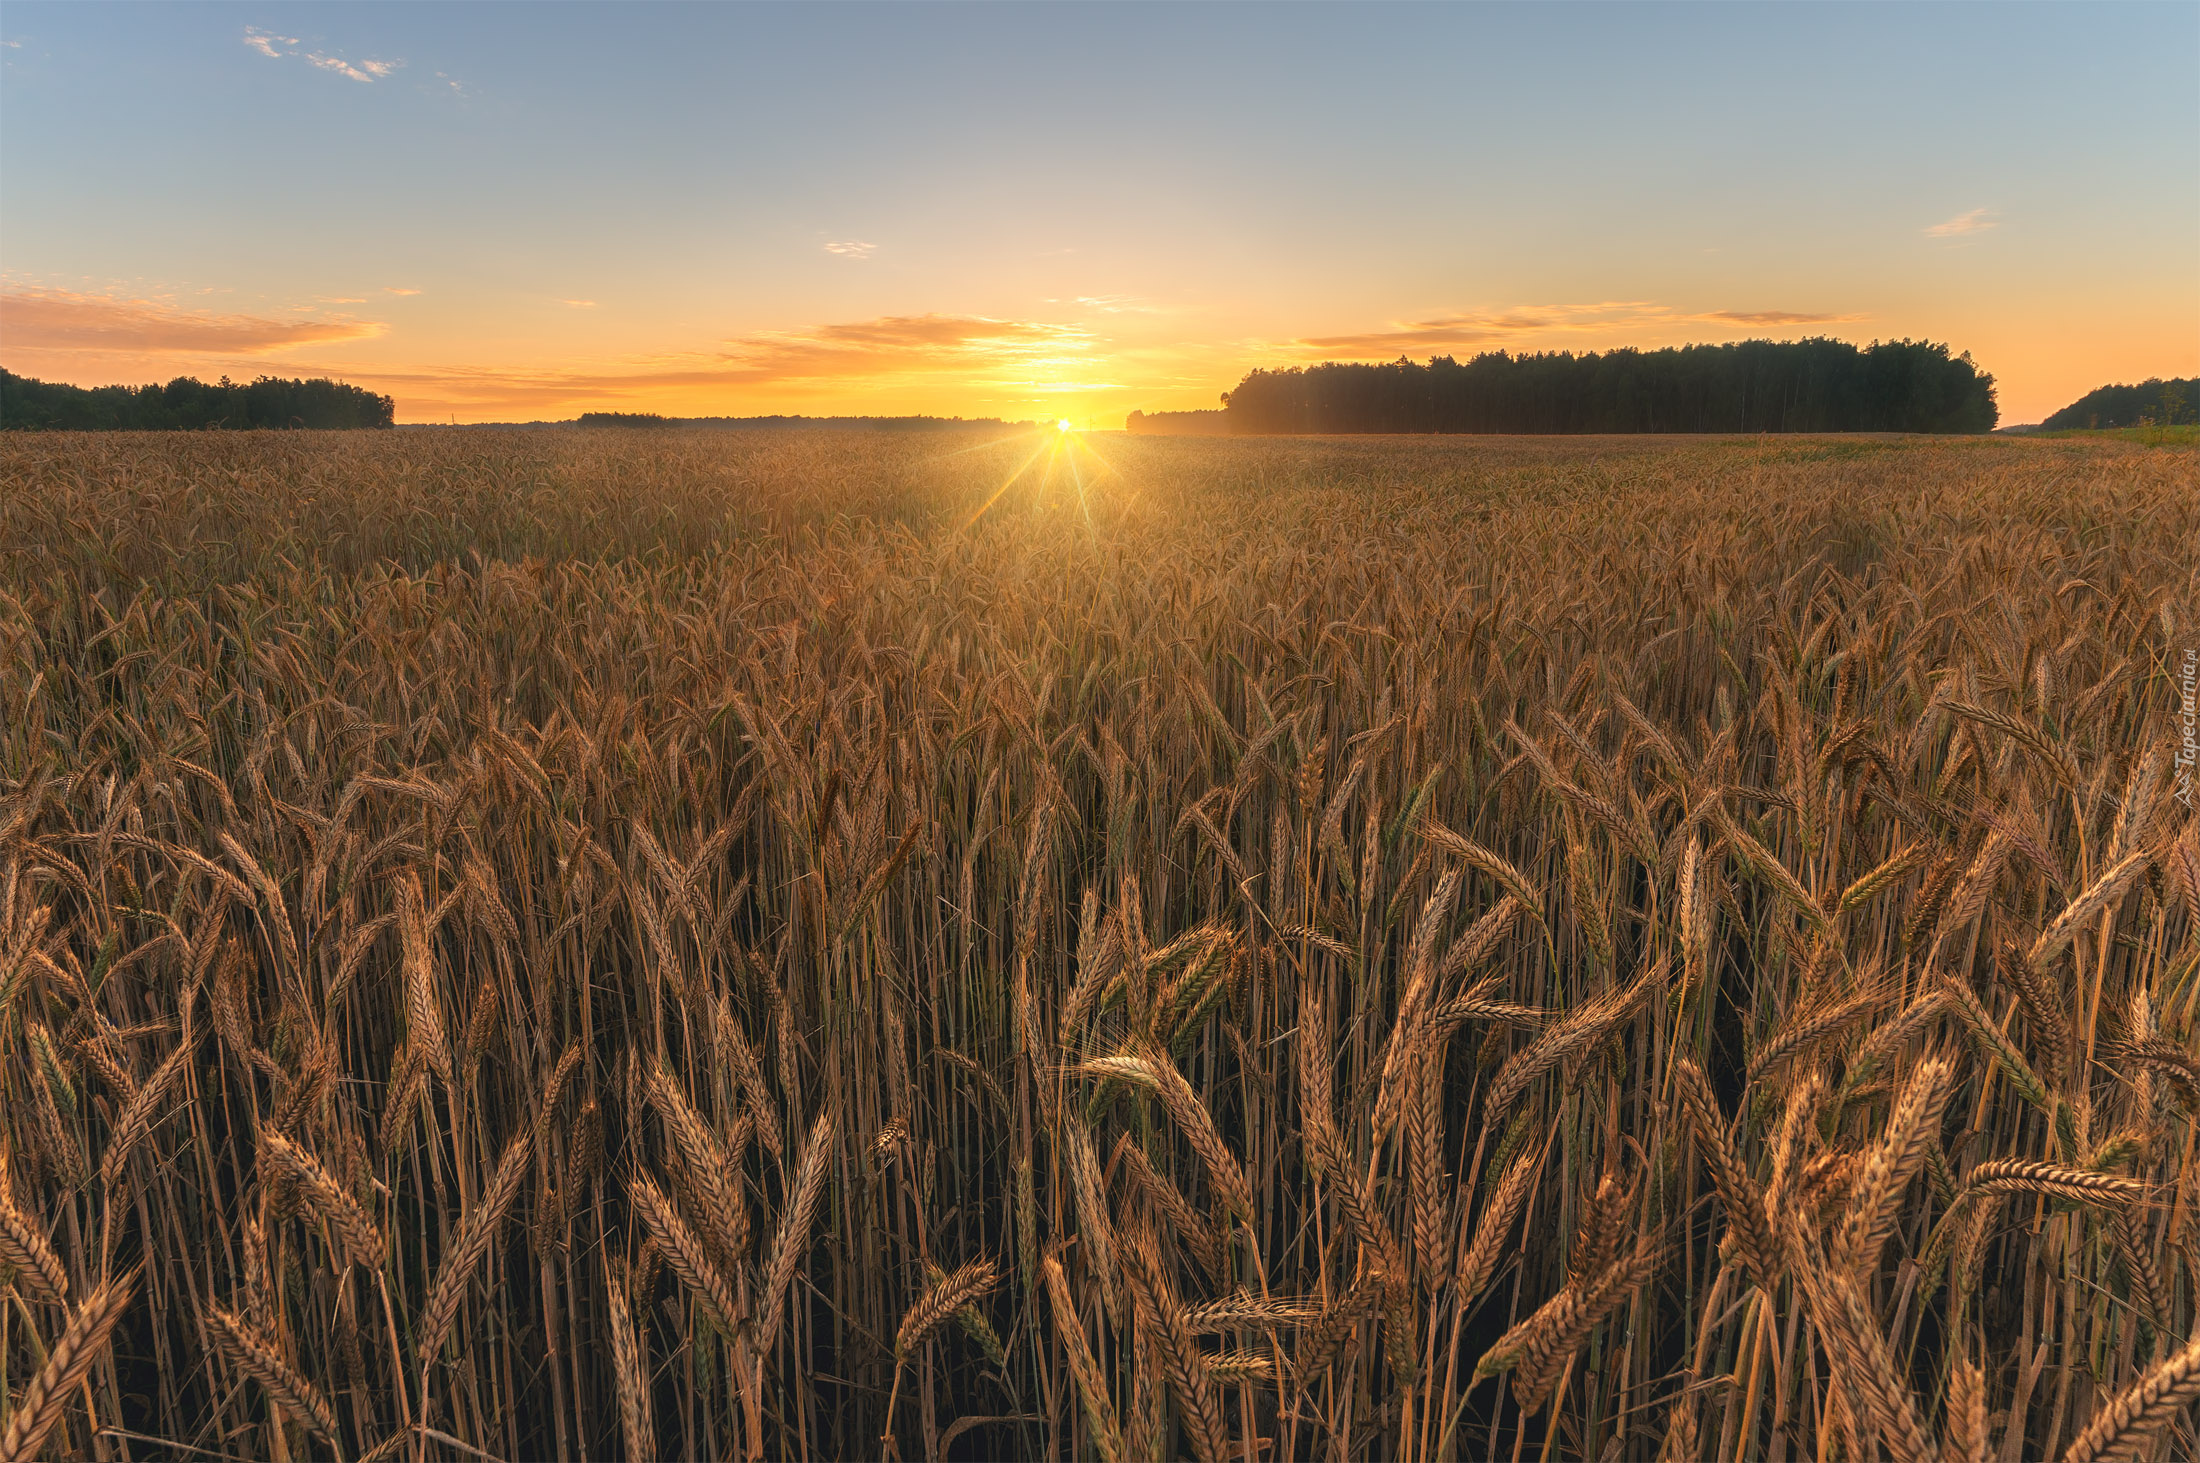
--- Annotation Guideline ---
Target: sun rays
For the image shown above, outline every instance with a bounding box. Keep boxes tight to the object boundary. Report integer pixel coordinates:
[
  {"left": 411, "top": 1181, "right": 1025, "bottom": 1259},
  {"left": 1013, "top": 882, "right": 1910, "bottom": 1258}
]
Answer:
[{"left": 947, "top": 419, "right": 1118, "bottom": 536}]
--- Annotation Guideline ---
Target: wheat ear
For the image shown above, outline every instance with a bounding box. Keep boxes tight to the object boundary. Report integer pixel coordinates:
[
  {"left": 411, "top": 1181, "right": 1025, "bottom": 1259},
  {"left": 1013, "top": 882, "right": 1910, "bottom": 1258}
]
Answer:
[
  {"left": 2059, "top": 1334, "right": 2200, "bottom": 1463},
  {"left": 1673, "top": 1056, "right": 1778, "bottom": 1287},
  {"left": 1185, "top": 1294, "right": 1319, "bottom": 1330},
  {"left": 1833, "top": 1053, "right": 1953, "bottom": 1275},
  {"left": 417, "top": 1131, "right": 530, "bottom": 1361},
  {"left": 1963, "top": 1158, "right": 2143, "bottom": 1207},
  {"left": 1789, "top": 1231, "right": 1934, "bottom": 1463},
  {"left": 1657, "top": 1380, "right": 1701, "bottom": 1463},
  {"left": 1946, "top": 1357, "right": 1989, "bottom": 1463},
  {"left": 755, "top": 1111, "right": 834, "bottom": 1356},
  {"left": 2028, "top": 850, "right": 2149, "bottom": 974},
  {"left": 207, "top": 1305, "right": 344, "bottom": 1456},
  {"left": 0, "top": 1272, "right": 134, "bottom": 1463},
  {"left": 1486, "top": 964, "right": 1655, "bottom": 1119},
  {"left": 1457, "top": 1142, "right": 1542, "bottom": 1302},
  {"left": 626, "top": 1173, "right": 741, "bottom": 1331},
  {"left": 895, "top": 1258, "right": 1000, "bottom": 1356},
  {"left": 0, "top": 1192, "right": 67, "bottom": 1306},
  {"left": 1043, "top": 1253, "right": 1126, "bottom": 1463},
  {"left": 397, "top": 876, "right": 451, "bottom": 1083},
  {"left": 1061, "top": 1119, "right": 1120, "bottom": 1311},
  {"left": 261, "top": 1129, "right": 385, "bottom": 1265},
  {"left": 1121, "top": 1239, "right": 1229, "bottom": 1463},
  {"left": 1079, "top": 1049, "right": 1253, "bottom": 1220},
  {"left": 605, "top": 1264, "right": 655, "bottom": 1463},
  {"left": 646, "top": 1065, "right": 747, "bottom": 1260},
  {"left": 97, "top": 1039, "right": 191, "bottom": 1189}
]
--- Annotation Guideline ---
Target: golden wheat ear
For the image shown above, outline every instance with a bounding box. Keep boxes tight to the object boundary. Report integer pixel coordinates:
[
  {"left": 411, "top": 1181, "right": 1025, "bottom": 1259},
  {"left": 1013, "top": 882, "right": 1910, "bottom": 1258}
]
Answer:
[
  {"left": 0, "top": 1271, "right": 135, "bottom": 1463},
  {"left": 2059, "top": 1335, "right": 2200, "bottom": 1463},
  {"left": 206, "top": 1306, "right": 346, "bottom": 1458}
]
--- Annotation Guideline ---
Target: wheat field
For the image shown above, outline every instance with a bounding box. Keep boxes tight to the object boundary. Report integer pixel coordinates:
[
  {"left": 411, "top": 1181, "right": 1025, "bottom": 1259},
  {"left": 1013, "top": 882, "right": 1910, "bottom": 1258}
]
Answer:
[{"left": 2, "top": 426, "right": 2197, "bottom": 1462}]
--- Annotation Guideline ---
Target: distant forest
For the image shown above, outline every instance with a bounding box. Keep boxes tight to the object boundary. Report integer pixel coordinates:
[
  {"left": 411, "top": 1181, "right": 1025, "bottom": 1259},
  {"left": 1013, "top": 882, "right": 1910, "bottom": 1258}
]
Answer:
[
  {"left": 2037, "top": 377, "right": 2195, "bottom": 430},
  {"left": 574, "top": 411, "right": 1022, "bottom": 430},
  {"left": 0, "top": 369, "right": 395, "bottom": 430},
  {"left": 1124, "top": 408, "right": 1231, "bottom": 436},
  {"left": 1217, "top": 338, "right": 1998, "bottom": 434}
]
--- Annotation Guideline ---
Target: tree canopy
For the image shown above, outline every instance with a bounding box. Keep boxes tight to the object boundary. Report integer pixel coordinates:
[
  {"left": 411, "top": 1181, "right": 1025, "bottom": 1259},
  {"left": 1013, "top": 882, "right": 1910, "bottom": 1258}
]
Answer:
[
  {"left": 2037, "top": 377, "right": 2196, "bottom": 430},
  {"left": 1219, "top": 338, "right": 1997, "bottom": 434},
  {"left": 0, "top": 369, "right": 395, "bottom": 430}
]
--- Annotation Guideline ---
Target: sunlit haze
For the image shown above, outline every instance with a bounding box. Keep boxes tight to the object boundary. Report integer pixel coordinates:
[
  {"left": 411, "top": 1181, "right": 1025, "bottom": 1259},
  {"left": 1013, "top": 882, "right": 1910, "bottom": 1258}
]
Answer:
[{"left": 3, "top": 1, "right": 2194, "bottom": 426}]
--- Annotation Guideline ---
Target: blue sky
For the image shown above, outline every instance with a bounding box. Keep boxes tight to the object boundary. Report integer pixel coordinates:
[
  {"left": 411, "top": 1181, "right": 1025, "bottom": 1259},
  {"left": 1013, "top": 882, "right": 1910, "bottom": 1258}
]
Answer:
[{"left": 4, "top": 1, "right": 2194, "bottom": 422}]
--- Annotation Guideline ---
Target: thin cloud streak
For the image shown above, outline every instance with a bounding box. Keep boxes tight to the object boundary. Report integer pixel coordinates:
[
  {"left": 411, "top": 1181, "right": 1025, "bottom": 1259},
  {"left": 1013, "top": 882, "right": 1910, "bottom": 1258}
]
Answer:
[
  {"left": 823, "top": 240, "right": 877, "bottom": 260},
  {"left": 1295, "top": 301, "right": 1867, "bottom": 355},
  {"left": 240, "top": 312, "right": 1105, "bottom": 413},
  {"left": 243, "top": 27, "right": 400, "bottom": 83},
  {"left": 1, "top": 287, "right": 386, "bottom": 354},
  {"left": 1925, "top": 208, "right": 1997, "bottom": 238}
]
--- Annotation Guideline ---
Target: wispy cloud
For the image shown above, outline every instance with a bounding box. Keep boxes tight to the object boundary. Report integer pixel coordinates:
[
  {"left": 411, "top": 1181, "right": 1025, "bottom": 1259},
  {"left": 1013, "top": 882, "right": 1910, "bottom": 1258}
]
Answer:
[
  {"left": 559, "top": 299, "right": 598, "bottom": 309},
  {"left": 1072, "top": 295, "right": 1157, "bottom": 315},
  {"left": 308, "top": 53, "right": 400, "bottom": 83},
  {"left": 1294, "top": 301, "right": 1866, "bottom": 356},
  {"left": 243, "top": 27, "right": 400, "bottom": 83},
  {"left": 0, "top": 287, "right": 386, "bottom": 354},
  {"left": 384, "top": 286, "right": 422, "bottom": 296},
  {"left": 289, "top": 313, "right": 1096, "bottom": 413},
  {"left": 823, "top": 240, "right": 877, "bottom": 260},
  {"left": 714, "top": 313, "right": 1090, "bottom": 382},
  {"left": 1925, "top": 208, "right": 1996, "bottom": 238}
]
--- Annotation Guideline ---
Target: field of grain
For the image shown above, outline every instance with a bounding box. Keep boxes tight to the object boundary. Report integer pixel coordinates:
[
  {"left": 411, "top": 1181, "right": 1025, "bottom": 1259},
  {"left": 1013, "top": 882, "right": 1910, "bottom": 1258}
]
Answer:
[{"left": 2, "top": 426, "right": 2197, "bottom": 1463}]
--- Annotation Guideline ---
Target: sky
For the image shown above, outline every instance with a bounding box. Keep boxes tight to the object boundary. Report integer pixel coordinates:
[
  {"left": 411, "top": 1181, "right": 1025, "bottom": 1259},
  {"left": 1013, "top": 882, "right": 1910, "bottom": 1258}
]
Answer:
[{"left": 2, "top": 2, "right": 2195, "bottom": 427}]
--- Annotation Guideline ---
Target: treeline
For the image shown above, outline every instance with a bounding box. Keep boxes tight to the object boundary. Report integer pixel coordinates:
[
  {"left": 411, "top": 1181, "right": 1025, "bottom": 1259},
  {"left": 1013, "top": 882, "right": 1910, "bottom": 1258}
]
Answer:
[
  {"left": 0, "top": 369, "right": 394, "bottom": 430},
  {"left": 2038, "top": 377, "right": 2194, "bottom": 429},
  {"left": 574, "top": 411, "right": 1023, "bottom": 430},
  {"left": 1125, "top": 408, "right": 1231, "bottom": 436},
  {"left": 1220, "top": 338, "right": 1997, "bottom": 434}
]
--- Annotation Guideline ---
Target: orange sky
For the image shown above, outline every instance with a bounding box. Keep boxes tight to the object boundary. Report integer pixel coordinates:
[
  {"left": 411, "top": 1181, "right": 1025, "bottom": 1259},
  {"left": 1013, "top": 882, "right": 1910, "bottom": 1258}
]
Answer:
[{"left": 4, "top": 5, "right": 2194, "bottom": 426}]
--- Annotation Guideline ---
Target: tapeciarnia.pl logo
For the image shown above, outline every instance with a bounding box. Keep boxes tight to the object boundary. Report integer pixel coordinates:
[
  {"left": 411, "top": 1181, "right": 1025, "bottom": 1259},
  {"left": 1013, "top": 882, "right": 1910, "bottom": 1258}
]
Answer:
[{"left": 2176, "top": 646, "right": 2197, "bottom": 808}]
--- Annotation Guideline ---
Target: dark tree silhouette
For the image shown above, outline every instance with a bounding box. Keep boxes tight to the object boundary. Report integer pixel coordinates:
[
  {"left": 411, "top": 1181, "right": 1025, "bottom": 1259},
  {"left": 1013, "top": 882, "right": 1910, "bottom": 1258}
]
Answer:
[
  {"left": 0, "top": 370, "right": 395, "bottom": 430},
  {"left": 576, "top": 412, "right": 674, "bottom": 427},
  {"left": 2038, "top": 377, "right": 2197, "bottom": 430},
  {"left": 1218, "top": 338, "right": 1997, "bottom": 434}
]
